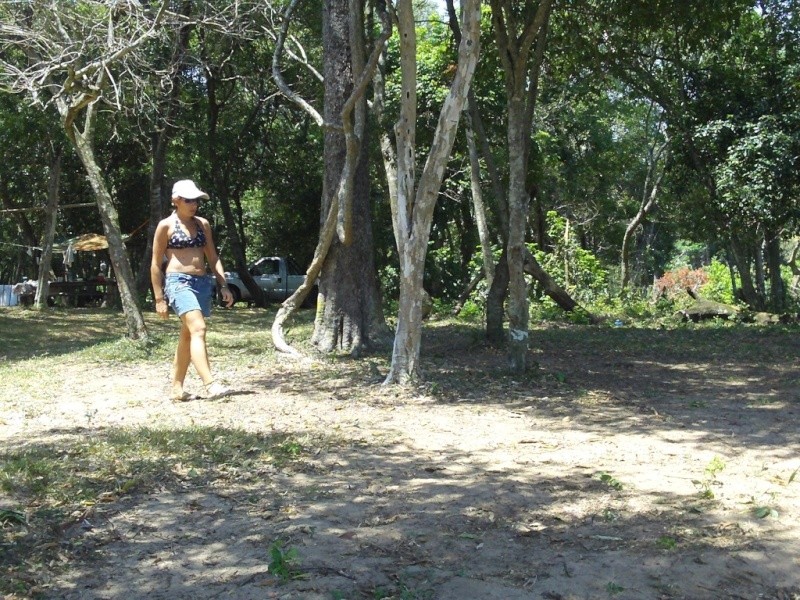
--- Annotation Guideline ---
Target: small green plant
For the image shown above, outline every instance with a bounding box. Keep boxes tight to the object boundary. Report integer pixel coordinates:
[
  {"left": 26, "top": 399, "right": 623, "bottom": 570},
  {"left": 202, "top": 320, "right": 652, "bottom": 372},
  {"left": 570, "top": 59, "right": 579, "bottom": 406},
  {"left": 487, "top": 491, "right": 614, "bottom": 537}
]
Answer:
[
  {"left": 597, "top": 472, "right": 624, "bottom": 491},
  {"left": 268, "top": 541, "right": 300, "bottom": 583},
  {"left": 373, "top": 587, "right": 392, "bottom": 600},
  {"left": 693, "top": 456, "right": 725, "bottom": 499},
  {"left": 752, "top": 505, "right": 779, "bottom": 519},
  {"left": 606, "top": 581, "right": 625, "bottom": 595},
  {"left": 747, "top": 492, "right": 779, "bottom": 519},
  {"left": 656, "top": 535, "right": 677, "bottom": 550},
  {"left": 602, "top": 508, "right": 619, "bottom": 522}
]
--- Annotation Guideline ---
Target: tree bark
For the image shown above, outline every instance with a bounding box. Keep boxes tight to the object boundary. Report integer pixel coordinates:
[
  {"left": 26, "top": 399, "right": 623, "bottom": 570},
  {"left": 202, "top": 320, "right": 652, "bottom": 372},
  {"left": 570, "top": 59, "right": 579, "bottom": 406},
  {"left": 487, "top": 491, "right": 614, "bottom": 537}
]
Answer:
[
  {"left": 621, "top": 140, "right": 667, "bottom": 291},
  {"left": 506, "top": 97, "right": 531, "bottom": 371},
  {"left": 71, "top": 122, "right": 147, "bottom": 339},
  {"left": 765, "top": 227, "right": 784, "bottom": 312},
  {"left": 311, "top": 0, "right": 386, "bottom": 355},
  {"left": 136, "top": 14, "right": 193, "bottom": 298},
  {"left": 465, "top": 120, "right": 495, "bottom": 290},
  {"left": 383, "top": 0, "right": 482, "bottom": 384},
  {"left": 486, "top": 250, "right": 509, "bottom": 345},
  {"left": 271, "top": 0, "right": 392, "bottom": 355},
  {"left": 204, "top": 49, "right": 266, "bottom": 307},
  {"left": 34, "top": 147, "right": 62, "bottom": 309},
  {"left": 730, "top": 239, "right": 762, "bottom": 309},
  {"left": 489, "top": 0, "right": 553, "bottom": 372}
]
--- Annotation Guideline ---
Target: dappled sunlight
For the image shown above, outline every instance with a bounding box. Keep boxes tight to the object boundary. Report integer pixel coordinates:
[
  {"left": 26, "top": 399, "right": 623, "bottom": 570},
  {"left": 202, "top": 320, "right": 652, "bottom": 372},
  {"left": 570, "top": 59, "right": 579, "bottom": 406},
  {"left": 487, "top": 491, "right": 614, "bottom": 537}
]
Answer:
[{"left": 2, "top": 313, "right": 799, "bottom": 598}]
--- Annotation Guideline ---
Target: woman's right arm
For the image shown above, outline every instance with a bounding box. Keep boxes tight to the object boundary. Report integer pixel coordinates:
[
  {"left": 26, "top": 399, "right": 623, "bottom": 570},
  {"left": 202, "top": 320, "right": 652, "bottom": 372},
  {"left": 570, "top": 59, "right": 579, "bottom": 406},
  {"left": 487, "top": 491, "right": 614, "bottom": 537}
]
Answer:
[{"left": 151, "top": 220, "right": 169, "bottom": 318}]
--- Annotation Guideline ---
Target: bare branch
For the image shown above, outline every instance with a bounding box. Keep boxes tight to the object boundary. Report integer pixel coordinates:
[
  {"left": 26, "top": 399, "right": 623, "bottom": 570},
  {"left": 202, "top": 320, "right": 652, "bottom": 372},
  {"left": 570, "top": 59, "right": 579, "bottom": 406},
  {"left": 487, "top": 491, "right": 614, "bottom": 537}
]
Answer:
[{"left": 272, "top": 0, "right": 325, "bottom": 127}]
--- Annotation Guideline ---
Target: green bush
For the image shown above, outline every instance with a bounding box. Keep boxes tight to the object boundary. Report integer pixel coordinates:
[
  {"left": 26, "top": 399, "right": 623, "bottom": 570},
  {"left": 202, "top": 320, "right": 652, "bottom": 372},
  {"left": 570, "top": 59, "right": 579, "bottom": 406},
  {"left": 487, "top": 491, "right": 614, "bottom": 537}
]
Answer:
[{"left": 699, "top": 259, "right": 738, "bottom": 305}]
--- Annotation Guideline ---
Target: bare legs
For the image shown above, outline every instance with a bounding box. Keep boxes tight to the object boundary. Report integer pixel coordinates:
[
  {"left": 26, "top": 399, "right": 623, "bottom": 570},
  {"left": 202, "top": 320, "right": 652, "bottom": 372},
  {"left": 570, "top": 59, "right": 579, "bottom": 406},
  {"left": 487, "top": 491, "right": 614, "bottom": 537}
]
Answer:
[{"left": 171, "top": 309, "right": 214, "bottom": 398}]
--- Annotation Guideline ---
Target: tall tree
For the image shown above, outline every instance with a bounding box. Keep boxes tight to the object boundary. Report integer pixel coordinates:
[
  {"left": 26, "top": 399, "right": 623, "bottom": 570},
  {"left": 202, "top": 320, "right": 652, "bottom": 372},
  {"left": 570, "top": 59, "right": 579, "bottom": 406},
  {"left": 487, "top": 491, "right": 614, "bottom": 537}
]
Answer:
[
  {"left": 0, "top": 1, "right": 173, "bottom": 338},
  {"left": 271, "top": 0, "right": 391, "bottom": 355},
  {"left": 488, "top": 0, "right": 552, "bottom": 371},
  {"left": 379, "top": 0, "right": 481, "bottom": 383}
]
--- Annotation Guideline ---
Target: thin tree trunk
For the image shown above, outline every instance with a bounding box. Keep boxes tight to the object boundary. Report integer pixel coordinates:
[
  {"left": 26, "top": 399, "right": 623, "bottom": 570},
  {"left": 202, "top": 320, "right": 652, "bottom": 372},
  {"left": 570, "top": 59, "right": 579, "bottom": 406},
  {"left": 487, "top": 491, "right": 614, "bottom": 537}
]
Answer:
[
  {"left": 72, "top": 131, "right": 147, "bottom": 339},
  {"left": 34, "top": 147, "right": 62, "bottom": 309},
  {"left": 465, "top": 120, "right": 494, "bottom": 290},
  {"left": 452, "top": 269, "right": 484, "bottom": 317},
  {"left": 765, "top": 227, "right": 784, "bottom": 312},
  {"left": 383, "top": 0, "right": 481, "bottom": 384},
  {"left": 506, "top": 97, "right": 530, "bottom": 371},
  {"left": 489, "top": 0, "right": 552, "bottom": 372},
  {"left": 730, "top": 239, "right": 761, "bottom": 309},
  {"left": 755, "top": 236, "right": 766, "bottom": 302},
  {"left": 620, "top": 153, "right": 665, "bottom": 290},
  {"left": 204, "top": 60, "right": 266, "bottom": 307},
  {"left": 787, "top": 239, "right": 800, "bottom": 299},
  {"left": 136, "top": 130, "right": 170, "bottom": 297}
]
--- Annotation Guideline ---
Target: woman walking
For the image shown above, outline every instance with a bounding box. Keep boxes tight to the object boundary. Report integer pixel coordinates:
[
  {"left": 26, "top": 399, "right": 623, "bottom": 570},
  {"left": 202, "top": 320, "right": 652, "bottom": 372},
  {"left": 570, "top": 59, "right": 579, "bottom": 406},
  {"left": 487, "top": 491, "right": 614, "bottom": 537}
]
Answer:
[{"left": 150, "top": 179, "right": 234, "bottom": 401}]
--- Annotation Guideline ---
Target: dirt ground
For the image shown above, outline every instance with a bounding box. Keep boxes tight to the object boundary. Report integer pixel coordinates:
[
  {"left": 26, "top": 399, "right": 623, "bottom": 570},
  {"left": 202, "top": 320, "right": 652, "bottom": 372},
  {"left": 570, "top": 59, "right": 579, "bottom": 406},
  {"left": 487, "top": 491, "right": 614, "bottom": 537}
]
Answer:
[{"left": 2, "top": 318, "right": 800, "bottom": 600}]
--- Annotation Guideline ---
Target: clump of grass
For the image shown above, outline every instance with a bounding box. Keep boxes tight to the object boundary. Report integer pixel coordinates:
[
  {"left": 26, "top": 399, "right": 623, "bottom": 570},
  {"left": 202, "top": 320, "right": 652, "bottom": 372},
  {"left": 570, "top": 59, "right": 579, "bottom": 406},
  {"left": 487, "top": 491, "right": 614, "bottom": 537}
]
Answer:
[{"left": 656, "top": 535, "right": 678, "bottom": 550}]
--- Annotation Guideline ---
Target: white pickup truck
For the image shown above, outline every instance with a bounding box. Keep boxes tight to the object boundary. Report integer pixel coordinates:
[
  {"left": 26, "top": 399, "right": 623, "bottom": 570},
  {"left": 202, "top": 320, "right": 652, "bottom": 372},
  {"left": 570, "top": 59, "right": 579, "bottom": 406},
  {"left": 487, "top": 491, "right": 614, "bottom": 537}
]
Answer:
[{"left": 223, "top": 256, "right": 313, "bottom": 304}]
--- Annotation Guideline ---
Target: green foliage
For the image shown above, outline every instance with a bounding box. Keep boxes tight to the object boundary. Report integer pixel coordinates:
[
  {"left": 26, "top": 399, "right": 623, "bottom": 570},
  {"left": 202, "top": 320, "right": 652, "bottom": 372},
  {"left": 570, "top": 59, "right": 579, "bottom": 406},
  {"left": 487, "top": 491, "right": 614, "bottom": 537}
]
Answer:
[
  {"left": 597, "top": 472, "right": 623, "bottom": 491},
  {"left": 458, "top": 300, "right": 484, "bottom": 322},
  {"left": 693, "top": 456, "right": 726, "bottom": 500},
  {"left": 530, "top": 211, "right": 610, "bottom": 309},
  {"left": 268, "top": 541, "right": 301, "bottom": 583},
  {"left": 699, "top": 259, "right": 738, "bottom": 305},
  {"left": 656, "top": 535, "right": 677, "bottom": 550},
  {"left": 697, "top": 116, "right": 800, "bottom": 231},
  {"left": 606, "top": 582, "right": 625, "bottom": 595}
]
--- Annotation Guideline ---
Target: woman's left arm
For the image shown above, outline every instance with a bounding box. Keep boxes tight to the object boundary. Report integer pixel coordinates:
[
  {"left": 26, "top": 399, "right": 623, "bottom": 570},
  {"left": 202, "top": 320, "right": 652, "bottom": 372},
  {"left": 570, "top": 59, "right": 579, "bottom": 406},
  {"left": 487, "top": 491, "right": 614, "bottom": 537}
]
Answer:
[{"left": 202, "top": 219, "right": 234, "bottom": 307}]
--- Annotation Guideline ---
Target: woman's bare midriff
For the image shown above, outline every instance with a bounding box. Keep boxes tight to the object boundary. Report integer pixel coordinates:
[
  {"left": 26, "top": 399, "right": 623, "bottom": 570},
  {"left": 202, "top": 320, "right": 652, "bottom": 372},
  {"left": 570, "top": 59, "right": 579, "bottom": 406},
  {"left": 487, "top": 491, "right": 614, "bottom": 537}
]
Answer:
[{"left": 164, "top": 248, "right": 207, "bottom": 276}]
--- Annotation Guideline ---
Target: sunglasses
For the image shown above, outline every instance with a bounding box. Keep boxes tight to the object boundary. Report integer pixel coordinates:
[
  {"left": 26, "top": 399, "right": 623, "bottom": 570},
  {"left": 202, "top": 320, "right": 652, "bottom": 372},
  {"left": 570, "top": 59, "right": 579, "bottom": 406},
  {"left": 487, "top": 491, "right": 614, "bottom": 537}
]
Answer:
[{"left": 181, "top": 197, "right": 200, "bottom": 204}]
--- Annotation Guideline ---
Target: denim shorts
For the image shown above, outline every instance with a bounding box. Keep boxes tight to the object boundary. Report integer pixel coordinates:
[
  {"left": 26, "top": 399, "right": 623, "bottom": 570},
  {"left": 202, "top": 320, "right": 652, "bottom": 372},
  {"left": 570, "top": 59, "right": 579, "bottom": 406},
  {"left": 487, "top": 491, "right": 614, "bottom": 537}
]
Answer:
[{"left": 164, "top": 273, "right": 214, "bottom": 318}]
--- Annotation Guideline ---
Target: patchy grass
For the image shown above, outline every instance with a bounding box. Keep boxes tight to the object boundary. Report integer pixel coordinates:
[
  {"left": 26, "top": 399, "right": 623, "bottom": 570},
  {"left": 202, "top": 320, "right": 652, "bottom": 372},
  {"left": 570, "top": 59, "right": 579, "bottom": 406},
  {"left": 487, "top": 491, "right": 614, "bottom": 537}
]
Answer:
[
  {"left": 0, "top": 425, "right": 322, "bottom": 597},
  {"left": 2, "top": 307, "right": 800, "bottom": 599}
]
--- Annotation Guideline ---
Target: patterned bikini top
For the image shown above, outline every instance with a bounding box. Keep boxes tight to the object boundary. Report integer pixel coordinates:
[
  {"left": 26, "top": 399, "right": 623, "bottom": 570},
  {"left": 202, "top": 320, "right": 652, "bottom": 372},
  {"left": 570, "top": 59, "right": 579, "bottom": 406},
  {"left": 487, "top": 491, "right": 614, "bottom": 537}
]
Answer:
[{"left": 167, "top": 215, "right": 206, "bottom": 249}]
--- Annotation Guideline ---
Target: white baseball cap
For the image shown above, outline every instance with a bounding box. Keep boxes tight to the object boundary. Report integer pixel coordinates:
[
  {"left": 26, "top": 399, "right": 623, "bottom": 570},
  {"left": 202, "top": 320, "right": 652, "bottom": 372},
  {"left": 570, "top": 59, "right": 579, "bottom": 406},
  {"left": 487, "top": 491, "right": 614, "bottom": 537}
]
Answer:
[{"left": 171, "top": 179, "right": 209, "bottom": 200}]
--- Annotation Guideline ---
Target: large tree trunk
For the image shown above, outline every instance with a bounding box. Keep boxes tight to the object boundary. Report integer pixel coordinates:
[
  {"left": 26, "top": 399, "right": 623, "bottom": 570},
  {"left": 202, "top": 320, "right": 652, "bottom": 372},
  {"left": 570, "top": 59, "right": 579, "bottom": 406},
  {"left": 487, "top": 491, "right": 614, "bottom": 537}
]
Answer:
[
  {"left": 271, "top": 0, "right": 391, "bottom": 355},
  {"left": 311, "top": 0, "right": 386, "bottom": 355},
  {"left": 34, "top": 147, "right": 62, "bottom": 309},
  {"left": 72, "top": 131, "right": 147, "bottom": 339},
  {"left": 730, "top": 239, "right": 762, "bottom": 309},
  {"left": 486, "top": 250, "right": 509, "bottom": 345}
]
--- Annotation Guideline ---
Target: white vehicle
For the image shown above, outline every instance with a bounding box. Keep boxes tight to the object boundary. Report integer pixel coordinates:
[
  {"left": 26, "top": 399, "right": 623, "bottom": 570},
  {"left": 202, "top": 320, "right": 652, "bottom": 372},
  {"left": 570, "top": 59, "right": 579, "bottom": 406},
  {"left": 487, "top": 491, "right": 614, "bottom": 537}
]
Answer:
[{"left": 223, "top": 256, "right": 314, "bottom": 305}]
